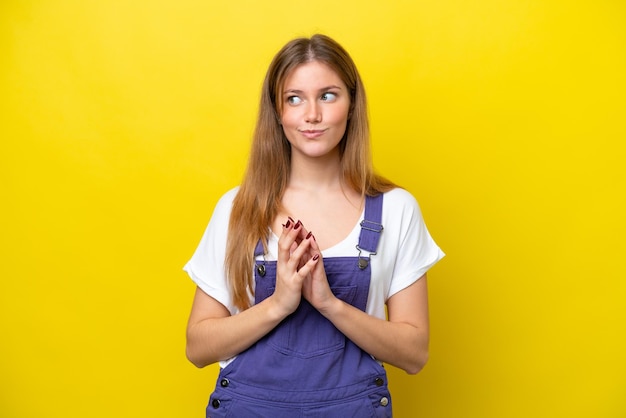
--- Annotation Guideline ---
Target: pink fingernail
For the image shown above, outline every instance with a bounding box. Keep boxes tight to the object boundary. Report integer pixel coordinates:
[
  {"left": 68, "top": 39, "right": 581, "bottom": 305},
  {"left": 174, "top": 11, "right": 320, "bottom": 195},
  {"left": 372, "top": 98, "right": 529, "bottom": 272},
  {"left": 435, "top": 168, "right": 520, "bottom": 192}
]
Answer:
[{"left": 313, "top": 254, "right": 320, "bottom": 261}]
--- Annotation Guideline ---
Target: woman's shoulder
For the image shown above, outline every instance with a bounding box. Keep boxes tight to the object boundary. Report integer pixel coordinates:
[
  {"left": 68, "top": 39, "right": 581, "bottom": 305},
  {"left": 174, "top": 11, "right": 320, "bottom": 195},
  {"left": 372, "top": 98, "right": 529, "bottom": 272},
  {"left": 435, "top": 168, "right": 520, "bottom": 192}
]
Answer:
[
  {"left": 214, "top": 186, "right": 240, "bottom": 208},
  {"left": 218, "top": 186, "right": 240, "bottom": 202},
  {"left": 206, "top": 186, "right": 240, "bottom": 222},
  {"left": 381, "top": 187, "right": 420, "bottom": 209},
  {"left": 379, "top": 188, "right": 426, "bottom": 224}
]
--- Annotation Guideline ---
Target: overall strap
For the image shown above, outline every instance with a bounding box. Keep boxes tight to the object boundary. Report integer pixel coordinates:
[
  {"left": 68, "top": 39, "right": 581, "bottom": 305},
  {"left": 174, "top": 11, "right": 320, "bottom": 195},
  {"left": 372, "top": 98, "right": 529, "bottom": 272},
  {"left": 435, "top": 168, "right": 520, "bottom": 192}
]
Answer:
[
  {"left": 254, "top": 240, "right": 266, "bottom": 277},
  {"left": 356, "top": 193, "right": 384, "bottom": 269},
  {"left": 254, "top": 240, "right": 265, "bottom": 257}
]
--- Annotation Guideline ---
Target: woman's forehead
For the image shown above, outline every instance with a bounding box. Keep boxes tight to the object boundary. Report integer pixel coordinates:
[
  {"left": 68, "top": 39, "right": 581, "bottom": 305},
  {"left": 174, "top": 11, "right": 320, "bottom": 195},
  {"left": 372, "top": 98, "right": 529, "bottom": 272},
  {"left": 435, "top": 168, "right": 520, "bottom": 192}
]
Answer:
[{"left": 281, "top": 61, "right": 345, "bottom": 90}]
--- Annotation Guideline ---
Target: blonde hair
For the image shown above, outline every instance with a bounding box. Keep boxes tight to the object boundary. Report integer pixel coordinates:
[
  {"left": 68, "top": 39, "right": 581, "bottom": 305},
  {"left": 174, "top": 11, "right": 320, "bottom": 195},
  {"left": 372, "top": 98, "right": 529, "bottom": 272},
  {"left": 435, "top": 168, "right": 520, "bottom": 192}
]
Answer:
[{"left": 225, "top": 34, "right": 395, "bottom": 310}]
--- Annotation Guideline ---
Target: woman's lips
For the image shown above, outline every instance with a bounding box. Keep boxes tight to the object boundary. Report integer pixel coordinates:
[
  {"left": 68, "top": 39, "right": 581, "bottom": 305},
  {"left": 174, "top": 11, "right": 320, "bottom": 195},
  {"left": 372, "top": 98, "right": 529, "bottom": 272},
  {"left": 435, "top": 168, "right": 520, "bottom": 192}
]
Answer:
[{"left": 299, "top": 129, "right": 326, "bottom": 139}]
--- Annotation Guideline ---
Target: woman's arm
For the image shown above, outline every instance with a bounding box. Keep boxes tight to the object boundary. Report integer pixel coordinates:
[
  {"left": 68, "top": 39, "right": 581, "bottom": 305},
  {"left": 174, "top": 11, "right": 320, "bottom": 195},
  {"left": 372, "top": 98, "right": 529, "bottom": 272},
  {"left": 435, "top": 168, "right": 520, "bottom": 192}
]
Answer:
[
  {"left": 302, "top": 225, "right": 430, "bottom": 374},
  {"left": 186, "top": 287, "right": 288, "bottom": 368},
  {"left": 298, "top": 201, "right": 432, "bottom": 374},
  {"left": 318, "top": 275, "right": 430, "bottom": 374},
  {"left": 186, "top": 219, "right": 320, "bottom": 368}
]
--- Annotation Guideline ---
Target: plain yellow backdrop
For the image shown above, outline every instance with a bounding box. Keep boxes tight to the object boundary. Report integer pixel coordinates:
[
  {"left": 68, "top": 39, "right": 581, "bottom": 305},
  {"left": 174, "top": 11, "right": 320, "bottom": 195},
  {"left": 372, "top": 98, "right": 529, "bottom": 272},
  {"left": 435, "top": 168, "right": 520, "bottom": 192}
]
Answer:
[{"left": 1, "top": 1, "right": 625, "bottom": 417}]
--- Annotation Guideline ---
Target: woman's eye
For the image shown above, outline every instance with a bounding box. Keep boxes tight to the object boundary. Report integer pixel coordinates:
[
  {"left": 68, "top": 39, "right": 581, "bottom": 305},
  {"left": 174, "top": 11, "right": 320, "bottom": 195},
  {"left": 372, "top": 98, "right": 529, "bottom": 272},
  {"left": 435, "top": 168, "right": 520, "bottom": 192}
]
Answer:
[
  {"left": 321, "top": 92, "right": 337, "bottom": 101},
  {"left": 287, "top": 96, "right": 302, "bottom": 105}
]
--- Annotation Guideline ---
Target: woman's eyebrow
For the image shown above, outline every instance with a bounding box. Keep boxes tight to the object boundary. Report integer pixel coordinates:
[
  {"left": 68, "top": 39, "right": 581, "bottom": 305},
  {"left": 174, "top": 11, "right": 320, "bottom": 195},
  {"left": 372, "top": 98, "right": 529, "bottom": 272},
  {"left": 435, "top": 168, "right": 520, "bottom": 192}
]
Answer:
[
  {"left": 283, "top": 85, "right": 344, "bottom": 95},
  {"left": 283, "top": 89, "right": 304, "bottom": 95}
]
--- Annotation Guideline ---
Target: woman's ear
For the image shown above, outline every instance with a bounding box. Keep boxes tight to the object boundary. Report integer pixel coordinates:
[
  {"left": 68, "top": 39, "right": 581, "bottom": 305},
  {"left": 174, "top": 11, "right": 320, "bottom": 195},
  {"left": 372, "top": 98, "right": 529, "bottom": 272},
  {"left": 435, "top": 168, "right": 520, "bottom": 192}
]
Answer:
[{"left": 348, "top": 99, "right": 355, "bottom": 120}]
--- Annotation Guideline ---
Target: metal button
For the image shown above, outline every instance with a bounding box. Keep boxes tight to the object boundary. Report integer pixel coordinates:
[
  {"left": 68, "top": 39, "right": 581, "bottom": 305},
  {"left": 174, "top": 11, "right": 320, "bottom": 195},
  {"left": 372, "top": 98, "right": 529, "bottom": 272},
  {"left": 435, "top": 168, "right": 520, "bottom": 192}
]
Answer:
[
  {"left": 358, "top": 258, "right": 369, "bottom": 269},
  {"left": 375, "top": 377, "right": 384, "bottom": 387},
  {"left": 220, "top": 378, "right": 229, "bottom": 387},
  {"left": 380, "top": 397, "right": 389, "bottom": 407},
  {"left": 256, "top": 264, "right": 266, "bottom": 277},
  {"left": 212, "top": 399, "right": 221, "bottom": 409}
]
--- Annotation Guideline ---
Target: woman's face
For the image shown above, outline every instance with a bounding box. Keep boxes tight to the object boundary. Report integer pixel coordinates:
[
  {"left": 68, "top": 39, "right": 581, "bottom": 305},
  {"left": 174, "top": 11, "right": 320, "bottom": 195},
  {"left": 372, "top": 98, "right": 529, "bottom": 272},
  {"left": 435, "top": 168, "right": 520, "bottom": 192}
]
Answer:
[{"left": 279, "top": 61, "right": 351, "bottom": 162}]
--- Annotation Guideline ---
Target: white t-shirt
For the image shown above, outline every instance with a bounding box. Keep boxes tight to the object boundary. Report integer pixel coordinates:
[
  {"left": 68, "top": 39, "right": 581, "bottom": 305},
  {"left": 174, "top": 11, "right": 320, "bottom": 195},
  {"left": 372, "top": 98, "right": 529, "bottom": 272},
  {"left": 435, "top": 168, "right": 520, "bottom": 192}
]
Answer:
[{"left": 185, "top": 187, "right": 444, "bottom": 321}]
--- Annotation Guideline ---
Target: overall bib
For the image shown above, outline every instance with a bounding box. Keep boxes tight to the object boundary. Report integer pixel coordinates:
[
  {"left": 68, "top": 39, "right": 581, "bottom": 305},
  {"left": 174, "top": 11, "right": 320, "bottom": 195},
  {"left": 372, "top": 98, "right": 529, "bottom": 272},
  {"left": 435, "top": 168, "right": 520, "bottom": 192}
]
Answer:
[{"left": 207, "top": 195, "right": 392, "bottom": 418}]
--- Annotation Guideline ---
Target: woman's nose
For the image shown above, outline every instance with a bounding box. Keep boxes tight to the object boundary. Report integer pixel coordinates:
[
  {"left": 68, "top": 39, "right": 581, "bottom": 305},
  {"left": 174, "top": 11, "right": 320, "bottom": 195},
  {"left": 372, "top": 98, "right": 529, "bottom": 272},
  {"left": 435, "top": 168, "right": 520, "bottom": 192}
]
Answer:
[{"left": 304, "top": 102, "right": 321, "bottom": 123}]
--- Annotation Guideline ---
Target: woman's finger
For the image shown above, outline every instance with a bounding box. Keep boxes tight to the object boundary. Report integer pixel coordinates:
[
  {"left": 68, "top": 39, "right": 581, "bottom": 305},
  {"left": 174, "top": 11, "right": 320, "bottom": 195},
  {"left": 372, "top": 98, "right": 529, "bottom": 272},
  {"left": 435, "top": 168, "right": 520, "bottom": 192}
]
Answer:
[
  {"left": 277, "top": 218, "right": 298, "bottom": 264},
  {"left": 288, "top": 232, "right": 313, "bottom": 270},
  {"left": 295, "top": 252, "right": 321, "bottom": 278}
]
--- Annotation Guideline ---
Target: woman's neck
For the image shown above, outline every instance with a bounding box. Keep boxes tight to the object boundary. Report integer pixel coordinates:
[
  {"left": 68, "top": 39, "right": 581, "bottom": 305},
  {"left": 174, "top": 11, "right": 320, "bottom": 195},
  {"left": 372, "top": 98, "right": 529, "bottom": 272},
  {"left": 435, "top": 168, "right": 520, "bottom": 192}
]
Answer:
[{"left": 288, "top": 151, "right": 343, "bottom": 192}]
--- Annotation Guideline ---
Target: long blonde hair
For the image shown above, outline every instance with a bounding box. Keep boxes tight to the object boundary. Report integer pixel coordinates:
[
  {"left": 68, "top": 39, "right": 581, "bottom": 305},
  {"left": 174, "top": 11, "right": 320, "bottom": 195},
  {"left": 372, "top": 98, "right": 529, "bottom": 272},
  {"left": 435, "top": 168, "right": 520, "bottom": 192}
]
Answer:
[{"left": 226, "top": 34, "right": 395, "bottom": 311}]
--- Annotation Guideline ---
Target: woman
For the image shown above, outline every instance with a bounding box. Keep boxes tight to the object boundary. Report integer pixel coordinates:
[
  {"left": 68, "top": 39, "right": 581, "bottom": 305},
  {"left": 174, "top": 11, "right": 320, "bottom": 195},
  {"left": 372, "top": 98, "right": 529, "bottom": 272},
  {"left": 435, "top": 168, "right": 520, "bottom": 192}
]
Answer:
[{"left": 184, "top": 34, "right": 444, "bottom": 417}]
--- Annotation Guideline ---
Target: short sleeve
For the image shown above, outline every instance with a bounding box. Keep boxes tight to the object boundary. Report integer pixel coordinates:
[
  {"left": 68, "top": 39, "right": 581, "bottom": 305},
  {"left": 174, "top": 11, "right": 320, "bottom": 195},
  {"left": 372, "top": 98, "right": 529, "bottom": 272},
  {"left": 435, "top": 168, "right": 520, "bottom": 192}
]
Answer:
[
  {"left": 385, "top": 188, "right": 445, "bottom": 298},
  {"left": 183, "top": 188, "right": 239, "bottom": 315}
]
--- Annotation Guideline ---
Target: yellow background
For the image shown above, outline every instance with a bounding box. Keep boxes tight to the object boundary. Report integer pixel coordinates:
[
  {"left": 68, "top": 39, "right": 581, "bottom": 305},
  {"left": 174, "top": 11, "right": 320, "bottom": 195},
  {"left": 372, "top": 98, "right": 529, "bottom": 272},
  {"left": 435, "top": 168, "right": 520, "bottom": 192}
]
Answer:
[{"left": 1, "top": 1, "right": 625, "bottom": 417}]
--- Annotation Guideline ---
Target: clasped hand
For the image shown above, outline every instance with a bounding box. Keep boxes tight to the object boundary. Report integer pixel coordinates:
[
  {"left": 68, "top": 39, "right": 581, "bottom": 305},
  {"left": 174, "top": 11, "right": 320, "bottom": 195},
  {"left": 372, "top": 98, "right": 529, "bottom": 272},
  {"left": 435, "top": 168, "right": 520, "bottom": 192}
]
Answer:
[{"left": 273, "top": 218, "right": 337, "bottom": 316}]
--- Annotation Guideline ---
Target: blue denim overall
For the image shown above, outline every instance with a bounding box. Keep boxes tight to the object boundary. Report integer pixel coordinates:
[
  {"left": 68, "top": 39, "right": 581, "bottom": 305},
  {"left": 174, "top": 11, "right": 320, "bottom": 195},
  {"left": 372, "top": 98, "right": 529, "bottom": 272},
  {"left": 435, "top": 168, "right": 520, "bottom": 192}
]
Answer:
[{"left": 207, "top": 195, "right": 392, "bottom": 417}]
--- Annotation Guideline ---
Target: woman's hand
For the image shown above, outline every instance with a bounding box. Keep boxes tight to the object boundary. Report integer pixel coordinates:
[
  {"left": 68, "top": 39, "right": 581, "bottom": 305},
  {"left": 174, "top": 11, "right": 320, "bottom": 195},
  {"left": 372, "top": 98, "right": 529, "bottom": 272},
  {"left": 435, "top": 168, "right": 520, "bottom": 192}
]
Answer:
[
  {"left": 271, "top": 219, "right": 320, "bottom": 317},
  {"left": 299, "top": 229, "right": 339, "bottom": 314},
  {"left": 186, "top": 219, "right": 321, "bottom": 368}
]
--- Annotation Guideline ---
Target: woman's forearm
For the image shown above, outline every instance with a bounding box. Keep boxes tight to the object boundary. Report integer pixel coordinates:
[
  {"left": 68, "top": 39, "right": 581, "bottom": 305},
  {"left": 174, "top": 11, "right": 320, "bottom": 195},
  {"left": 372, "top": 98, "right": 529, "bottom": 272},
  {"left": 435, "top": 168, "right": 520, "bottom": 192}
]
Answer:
[
  {"left": 321, "top": 300, "right": 429, "bottom": 374},
  {"left": 185, "top": 291, "right": 288, "bottom": 368},
  {"left": 319, "top": 277, "right": 430, "bottom": 374}
]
